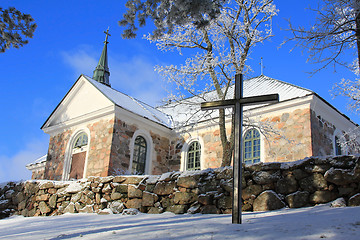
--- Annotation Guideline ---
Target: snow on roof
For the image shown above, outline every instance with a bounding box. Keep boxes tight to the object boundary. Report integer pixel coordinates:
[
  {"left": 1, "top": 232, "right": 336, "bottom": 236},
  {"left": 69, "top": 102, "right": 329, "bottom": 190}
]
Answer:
[
  {"left": 157, "top": 75, "right": 313, "bottom": 128},
  {"left": 26, "top": 155, "right": 47, "bottom": 167},
  {"left": 83, "top": 75, "right": 173, "bottom": 128}
]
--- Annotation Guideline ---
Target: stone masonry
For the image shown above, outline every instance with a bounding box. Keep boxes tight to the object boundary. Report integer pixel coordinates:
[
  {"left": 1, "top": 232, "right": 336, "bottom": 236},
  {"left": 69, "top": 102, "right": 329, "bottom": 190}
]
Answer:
[{"left": 3, "top": 155, "right": 360, "bottom": 219}]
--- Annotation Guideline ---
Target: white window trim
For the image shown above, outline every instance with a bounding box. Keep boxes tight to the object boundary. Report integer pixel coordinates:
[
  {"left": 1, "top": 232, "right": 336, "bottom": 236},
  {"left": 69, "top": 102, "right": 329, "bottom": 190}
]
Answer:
[
  {"left": 181, "top": 137, "right": 204, "bottom": 171},
  {"left": 62, "top": 128, "right": 91, "bottom": 181},
  {"left": 129, "top": 129, "right": 153, "bottom": 175}
]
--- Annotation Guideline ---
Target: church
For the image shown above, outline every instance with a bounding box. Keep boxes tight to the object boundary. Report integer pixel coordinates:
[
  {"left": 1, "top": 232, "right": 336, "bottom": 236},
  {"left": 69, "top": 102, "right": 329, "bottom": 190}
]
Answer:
[{"left": 26, "top": 34, "right": 359, "bottom": 180}]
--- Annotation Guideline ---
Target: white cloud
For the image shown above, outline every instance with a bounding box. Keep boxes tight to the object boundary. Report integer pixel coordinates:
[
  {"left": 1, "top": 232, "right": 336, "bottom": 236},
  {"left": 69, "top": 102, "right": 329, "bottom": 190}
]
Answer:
[
  {"left": 61, "top": 47, "right": 167, "bottom": 107},
  {"left": 0, "top": 138, "right": 48, "bottom": 183}
]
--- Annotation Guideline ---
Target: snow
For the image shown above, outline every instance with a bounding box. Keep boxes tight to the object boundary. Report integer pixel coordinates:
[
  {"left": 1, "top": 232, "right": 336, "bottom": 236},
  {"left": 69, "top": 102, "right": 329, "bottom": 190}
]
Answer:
[{"left": 1, "top": 205, "right": 360, "bottom": 239}]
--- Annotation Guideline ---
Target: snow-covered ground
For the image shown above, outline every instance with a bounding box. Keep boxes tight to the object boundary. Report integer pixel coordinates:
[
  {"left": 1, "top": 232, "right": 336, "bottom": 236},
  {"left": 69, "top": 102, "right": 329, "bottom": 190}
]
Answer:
[{"left": 1, "top": 205, "right": 360, "bottom": 240}]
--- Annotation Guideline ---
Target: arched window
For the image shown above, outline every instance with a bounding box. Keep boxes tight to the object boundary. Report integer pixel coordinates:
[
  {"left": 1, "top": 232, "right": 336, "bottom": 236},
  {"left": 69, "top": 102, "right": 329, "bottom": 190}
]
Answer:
[
  {"left": 243, "top": 129, "right": 261, "bottom": 165},
  {"left": 187, "top": 141, "right": 201, "bottom": 170},
  {"left": 69, "top": 132, "right": 89, "bottom": 180},
  {"left": 74, "top": 133, "right": 88, "bottom": 149},
  {"left": 335, "top": 135, "right": 342, "bottom": 155},
  {"left": 132, "top": 136, "right": 147, "bottom": 174}
]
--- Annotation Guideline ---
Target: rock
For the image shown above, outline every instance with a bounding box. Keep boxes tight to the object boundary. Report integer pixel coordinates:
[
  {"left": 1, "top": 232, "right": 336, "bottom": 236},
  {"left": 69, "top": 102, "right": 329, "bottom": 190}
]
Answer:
[
  {"left": 253, "top": 171, "right": 281, "bottom": 185},
  {"left": 324, "top": 168, "right": 355, "bottom": 185},
  {"left": 198, "top": 194, "right": 213, "bottom": 205},
  {"left": 110, "top": 192, "right": 123, "bottom": 201},
  {"left": 200, "top": 205, "right": 221, "bottom": 214},
  {"left": 147, "top": 207, "right": 164, "bottom": 214},
  {"left": 299, "top": 173, "right": 328, "bottom": 192},
  {"left": 220, "top": 179, "right": 233, "bottom": 193},
  {"left": 100, "top": 176, "right": 114, "bottom": 183},
  {"left": 63, "top": 202, "right": 76, "bottom": 213},
  {"left": 309, "top": 191, "right": 337, "bottom": 204},
  {"left": 125, "top": 199, "right": 142, "bottom": 209},
  {"left": 38, "top": 201, "right": 51, "bottom": 214},
  {"left": 48, "top": 194, "right": 57, "bottom": 208},
  {"left": 114, "top": 184, "right": 128, "bottom": 193},
  {"left": 153, "top": 181, "right": 176, "bottom": 195},
  {"left": 142, "top": 191, "right": 158, "bottom": 207},
  {"left": 98, "top": 208, "right": 112, "bottom": 215},
  {"left": 293, "top": 169, "right": 308, "bottom": 180},
  {"left": 173, "top": 192, "right": 197, "bottom": 205},
  {"left": 242, "top": 184, "right": 262, "bottom": 200},
  {"left": 62, "top": 182, "right": 84, "bottom": 194},
  {"left": 36, "top": 194, "right": 49, "bottom": 201},
  {"left": 102, "top": 183, "right": 112, "bottom": 193},
  {"left": 123, "top": 176, "right": 145, "bottom": 185},
  {"left": 166, "top": 205, "right": 187, "bottom": 214},
  {"left": 216, "top": 167, "right": 232, "bottom": 180},
  {"left": 349, "top": 193, "right": 360, "bottom": 206},
  {"left": 122, "top": 208, "right": 140, "bottom": 215},
  {"left": 39, "top": 181, "right": 54, "bottom": 190},
  {"left": 12, "top": 192, "right": 24, "bottom": 205},
  {"left": 217, "top": 195, "right": 232, "bottom": 209},
  {"left": 145, "top": 175, "right": 160, "bottom": 184},
  {"left": 78, "top": 205, "right": 94, "bottom": 213},
  {"left": 285, "top": 191, "right": 309, "bottom": 208},
  {"left": 330, "top": 198, "right": 347, "bottom": 207},
  {"left": 71, "top": 192, "right": 82, "bottom": 203},
  {"left": 253, "top": 190, "right": 285, "bottom": 211},
  {"left": 276, "top": 175, "right": 298, "bottom": 195},
  {"left": 177, "top": 176, "right": 198, "bottom": 189},
  {"left": 108, "top": 201, "right": 124, "bottom": 214},
  {"left": 128, "top": 185, "right": 143, "bottom": 198},
  {"left": 113, "top": 176, "right": 126, "bottom": 183},
  {"left": 187, "top": 204, "right": 201, "bottom": 214}
]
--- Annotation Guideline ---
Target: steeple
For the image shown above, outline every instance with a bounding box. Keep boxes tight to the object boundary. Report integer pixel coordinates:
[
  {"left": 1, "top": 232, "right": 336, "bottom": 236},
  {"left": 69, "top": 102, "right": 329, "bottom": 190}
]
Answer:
[{"left": 93, "top": 28, "right": 111, "bottom": 87}]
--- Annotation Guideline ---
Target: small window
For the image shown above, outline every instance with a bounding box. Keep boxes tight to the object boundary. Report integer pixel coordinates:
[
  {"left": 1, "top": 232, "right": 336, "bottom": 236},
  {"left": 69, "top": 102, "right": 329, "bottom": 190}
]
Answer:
[
  {"left": 132, "top": 136, "right": 147, "bottom": 174},
  {"left": 335, "top": 136, "right": 342, "bottom": 155},
  {"left": 243, "top": 129, "right": 261, "bottom": 165},
  {"left": 73, "top": 133, "right": 88, "bottom": 149},
  {"left": 187, "top": 141, "right": 201, "bottom": 170}
]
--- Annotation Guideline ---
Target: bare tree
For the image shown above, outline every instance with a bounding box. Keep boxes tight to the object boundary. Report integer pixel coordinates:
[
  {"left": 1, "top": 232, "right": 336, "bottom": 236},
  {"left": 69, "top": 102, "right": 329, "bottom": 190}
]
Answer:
[
  {"left": 119, "top": 0, "right": 226, "bottom": 39},
  {"left": 0, "top": 7, "right": 37, "bottom": 53},
  {"left": 150, "top": 0, "right": 278, "bottom": 166},
  {"left": 285, "top": 0, "right": 360, "bottom": 74}
]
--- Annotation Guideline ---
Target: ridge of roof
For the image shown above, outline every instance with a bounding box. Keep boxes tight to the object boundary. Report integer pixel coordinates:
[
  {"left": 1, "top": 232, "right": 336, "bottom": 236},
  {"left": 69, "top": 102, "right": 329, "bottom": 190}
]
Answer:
[{"left": 83, "top": 75, "right": 173, "bottom": 128}]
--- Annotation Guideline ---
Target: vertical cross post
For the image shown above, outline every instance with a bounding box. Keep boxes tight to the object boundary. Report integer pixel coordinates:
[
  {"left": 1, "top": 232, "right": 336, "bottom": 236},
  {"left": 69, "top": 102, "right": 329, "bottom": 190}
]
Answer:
[
  {"left": 233, "top": 74, "right": 243, "bottom": 224},
  {"left": 201, "top": 74, "right": 279, "bottom": 224}
]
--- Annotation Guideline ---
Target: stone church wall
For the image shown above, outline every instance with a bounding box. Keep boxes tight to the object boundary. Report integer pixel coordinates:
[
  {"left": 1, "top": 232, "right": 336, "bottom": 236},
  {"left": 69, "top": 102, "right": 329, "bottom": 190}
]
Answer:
[
  {"left": 3, "top": 155, "right": 360, "bottom": 219},
  {"left": 44, "top": 129, "right": 73, "bottom": 180}
]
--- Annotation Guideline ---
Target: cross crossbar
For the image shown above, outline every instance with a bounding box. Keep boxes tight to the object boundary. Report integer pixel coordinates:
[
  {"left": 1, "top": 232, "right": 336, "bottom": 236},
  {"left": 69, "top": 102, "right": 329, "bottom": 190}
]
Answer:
[
  {"left": 200, "top": 93, "right": 279, "bottom": 110},
  {"left": 200, "top": 74, "right": 279, "bottom": 224}
]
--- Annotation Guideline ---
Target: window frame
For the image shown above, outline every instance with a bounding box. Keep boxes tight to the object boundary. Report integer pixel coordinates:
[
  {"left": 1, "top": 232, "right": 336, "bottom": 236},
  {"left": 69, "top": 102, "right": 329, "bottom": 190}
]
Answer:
[
  {"left": 243, "top": 128, "right": 261, "bottom": 165},
  {"left": 186, "top": 141, "right": 201, "bottom": 171},
  {"left": 132, "top": 136, "right": 147, "bottom": 175}
]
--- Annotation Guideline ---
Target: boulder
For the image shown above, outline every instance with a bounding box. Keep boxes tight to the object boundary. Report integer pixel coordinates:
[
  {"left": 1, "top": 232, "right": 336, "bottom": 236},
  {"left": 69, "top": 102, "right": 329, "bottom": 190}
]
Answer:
[
  {"left": 148, "top": 207, "right": 164, "bottom": 214},
  {"left": 200, "top": 205, "right": 221, "bottom": 214},
  {"left": 253, "top": 190, "right": 285, "bottom": 211},
  {"left": 242, "top": 184, "right": 262, "bottom": 200},
  {"left": 309, "top": 191, "right": 337, "bottom": 204},
  {"left": 349, "top": 193, "right": 360, "bottom": 206},
  {"left": 38, "top": 201, "right": 51, "bottom": 214},
  {"left": 253, "top": 171, "right": 281, "bottom": 185},
  {"left": 166, "top": 205, "right": 187, "bottom": 214},
  {"left": 330, "top": 198, "right": 347, "bottom": 207},
  {"left": 125, "top": 198, "right": 142, "bottom": 209},
  {"left": 177, "top": 176, "right": 198, "bottom": 189},
  {"left": 153, "top": 181, "right": 176, "bottom": 195},
  {"left": 173, "top": 192, "right": 197, "bottom": 205},
  {"left": 142, "top": 191, "right": 158, "bottom": 206},
  {"left": 110, "top": 192, "right": 123, "bottom": 201},
  {"left": 285, "top": 191, "right": 309, "bottom": 208},
  {"left": 299, "top": 173, "right": 328, "bottom": 192},
  {"left": 48, "top": 194, "right": 57, "bottom": 208},
  {"left": 217, "top": 195, "right": 232, "bottom": 209},
  {"left": 128, "top": 185, "right": 143, "bottom": 198},
  {"left": 108, "top": 201, "right": 124, "bottom": 214},
  {"left": 39, "top": 181, "right": 54, "bottom": 190},
  {"left": 324, "top": 168, "right": 355, "bottom": 185},
  {"left": 276, "top": 175, "right": 298, "bottom": 195}
]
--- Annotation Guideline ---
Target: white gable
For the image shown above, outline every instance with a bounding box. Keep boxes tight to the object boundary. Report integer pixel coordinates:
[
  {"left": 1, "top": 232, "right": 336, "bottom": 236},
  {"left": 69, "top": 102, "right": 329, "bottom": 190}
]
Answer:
[{"left": 42, "top": 75, "right": 114, "bottom": 130}]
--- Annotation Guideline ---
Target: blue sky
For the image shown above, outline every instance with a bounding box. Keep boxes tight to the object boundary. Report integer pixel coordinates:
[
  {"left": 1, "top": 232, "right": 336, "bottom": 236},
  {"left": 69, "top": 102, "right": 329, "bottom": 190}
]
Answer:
[{"left": 0, "top": 1, "right": 357, "bottom": 182}]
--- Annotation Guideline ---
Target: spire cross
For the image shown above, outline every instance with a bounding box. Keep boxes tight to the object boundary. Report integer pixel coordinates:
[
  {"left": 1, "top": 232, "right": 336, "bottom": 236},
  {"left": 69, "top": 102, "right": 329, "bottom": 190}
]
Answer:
[
  {"left": 201, "top": 74, "right": 279, "bottom": 224},
  {"left": 104, "top": 27, "right": 111, "bottom": 44}
]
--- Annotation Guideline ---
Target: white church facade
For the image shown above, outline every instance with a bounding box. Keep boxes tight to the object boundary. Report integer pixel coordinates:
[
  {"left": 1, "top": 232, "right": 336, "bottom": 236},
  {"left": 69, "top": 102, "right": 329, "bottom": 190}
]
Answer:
[{"left": 26, "top": 36, "right": 359, "bottom": 180}]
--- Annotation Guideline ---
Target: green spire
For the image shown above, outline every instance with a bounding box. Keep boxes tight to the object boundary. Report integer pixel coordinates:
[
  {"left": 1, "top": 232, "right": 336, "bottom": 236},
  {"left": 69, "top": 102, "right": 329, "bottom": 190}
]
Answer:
[{"left": 93, "top": 28, "right": 111, "bottom": 87}]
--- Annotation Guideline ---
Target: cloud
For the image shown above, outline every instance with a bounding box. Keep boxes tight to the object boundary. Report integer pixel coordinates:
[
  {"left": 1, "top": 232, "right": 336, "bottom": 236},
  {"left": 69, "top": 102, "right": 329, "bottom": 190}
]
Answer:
[
  {"left": 61, "top": 47, "right": 167, "bottom": 107},
  {"left": 0, "top": 138, "right": 48, "bottom": 184}
]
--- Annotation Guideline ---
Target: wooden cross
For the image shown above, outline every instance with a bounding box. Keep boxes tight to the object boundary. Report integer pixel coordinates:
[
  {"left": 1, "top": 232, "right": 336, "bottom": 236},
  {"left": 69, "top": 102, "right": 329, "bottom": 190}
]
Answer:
[
  {"left": 104, "top": 27, "right": 111, "bottom": 43},
  {"left": 201, "top": 74, "right": 279, "bottom": 224}
]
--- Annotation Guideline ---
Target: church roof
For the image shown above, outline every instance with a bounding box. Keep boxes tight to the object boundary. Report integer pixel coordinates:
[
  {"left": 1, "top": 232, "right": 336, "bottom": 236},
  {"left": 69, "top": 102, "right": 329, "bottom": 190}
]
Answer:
[
  {"left": 157, "top": 75, "right": 314, "bottom": 127},
  {"left": 83, "top": 75, "right": 173, "bottom": 128}
]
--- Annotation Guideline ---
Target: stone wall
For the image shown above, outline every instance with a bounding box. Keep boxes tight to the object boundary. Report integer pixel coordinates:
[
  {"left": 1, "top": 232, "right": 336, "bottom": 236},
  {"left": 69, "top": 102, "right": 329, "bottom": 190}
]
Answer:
[
  {"left": 44, "top": 129, "right": 73, "bottom": 180},
  {"left": 2, "top": 155, "right": 360, "bottom": 219}
]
